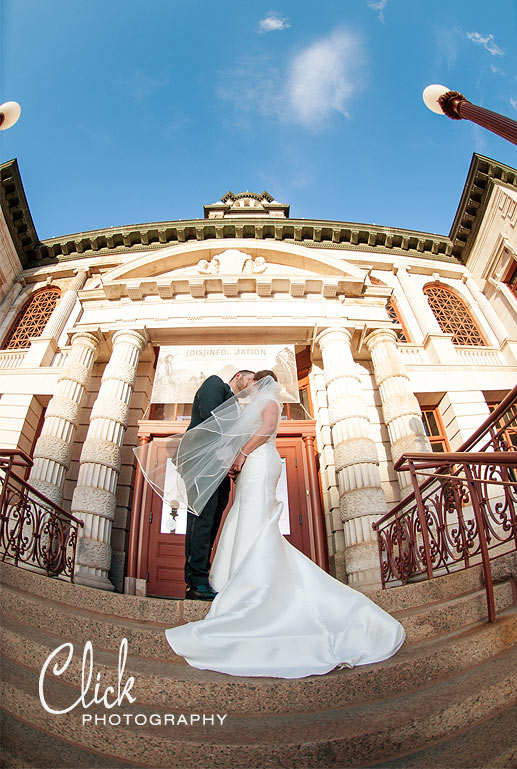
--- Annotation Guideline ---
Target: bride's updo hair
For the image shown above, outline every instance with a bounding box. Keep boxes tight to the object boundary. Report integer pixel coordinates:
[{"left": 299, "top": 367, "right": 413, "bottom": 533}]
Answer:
[{"left": 253, "top": 369, "right": 278, "bottom": 382}]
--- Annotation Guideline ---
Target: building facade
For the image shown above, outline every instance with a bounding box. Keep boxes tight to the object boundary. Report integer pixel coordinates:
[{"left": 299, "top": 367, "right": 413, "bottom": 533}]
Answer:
[{"left": 0, "top": 154, "right": 515, "bottom": 598}]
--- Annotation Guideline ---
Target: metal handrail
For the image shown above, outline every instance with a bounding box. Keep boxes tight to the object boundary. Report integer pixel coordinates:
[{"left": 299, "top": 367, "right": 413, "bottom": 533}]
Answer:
[
  {"left": 372, "top": 388, "right": 517, "bottom": 621},
  {"left": 374, "top": 387, "right": 517, "bottom": 529},
  {"left": 0, "top": 449, "right": 84, "bottom": 580}
]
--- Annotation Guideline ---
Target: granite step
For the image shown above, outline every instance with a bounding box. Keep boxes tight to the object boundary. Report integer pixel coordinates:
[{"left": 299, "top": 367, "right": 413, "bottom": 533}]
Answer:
[
  {"left": 0, "top": 710, "right": 142, "bottom": 769},
  {"left": 1, "top": 606, "right": 516, "bottom": 714},
  {"left": 1, "top": 644, "right": 516, "bottom": 768},
  {"left": 0, "top": 582, "right": 177, "bottom": 660},
  {"left": 2, "top": 557, "right": 515, "bottom": 768},
  {"left": 3, "top": 703, "right": 515, "bottom": 769},
  {"left": 398, "top": 581, "right": 514, "bottom": 642},
  {"left": 0, "top": 558, "right": 492, "bottom": 622},
  {"left": 2, "top": 572, "right": 514, "bottom": 661},
  {"left": 365, "top": 702, "right": 517, "bottom": 769},
  {"left": 0, "top": 560, "right": 185, "bottom": 625}
]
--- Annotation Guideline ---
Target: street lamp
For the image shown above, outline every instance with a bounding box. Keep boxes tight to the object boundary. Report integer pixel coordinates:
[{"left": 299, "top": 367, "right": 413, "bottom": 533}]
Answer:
[
  {"left": 423, "top": 85, "right": 517, "bottom": 146},
  {"left": 0, "top": 101, "right": 21, "bottom": 130}
]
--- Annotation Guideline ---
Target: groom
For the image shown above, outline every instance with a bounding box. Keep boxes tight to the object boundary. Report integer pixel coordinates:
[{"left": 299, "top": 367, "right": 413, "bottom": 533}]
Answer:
[{"left": 184, "top": 369, "right": 255, "bottom": 600}]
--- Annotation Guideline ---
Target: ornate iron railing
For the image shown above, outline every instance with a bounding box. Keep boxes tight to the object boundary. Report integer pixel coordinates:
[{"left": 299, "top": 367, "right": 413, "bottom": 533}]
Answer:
[
  {"left": 373, "top": 386, "right": 517, "bottom": 621},
  {"left": 0, "top": 449, "right": 84, "bottom": 580}
]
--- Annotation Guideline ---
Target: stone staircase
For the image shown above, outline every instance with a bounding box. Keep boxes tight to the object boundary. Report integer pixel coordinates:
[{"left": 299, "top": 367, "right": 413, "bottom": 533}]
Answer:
[{"left": 1, "top": 557, "right": 516, "bottom": 769}]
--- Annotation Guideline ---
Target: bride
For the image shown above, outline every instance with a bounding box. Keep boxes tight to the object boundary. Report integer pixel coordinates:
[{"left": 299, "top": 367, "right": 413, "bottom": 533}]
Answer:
[{"left": 159, "top": 370, "right": 405, "bottom": 679}]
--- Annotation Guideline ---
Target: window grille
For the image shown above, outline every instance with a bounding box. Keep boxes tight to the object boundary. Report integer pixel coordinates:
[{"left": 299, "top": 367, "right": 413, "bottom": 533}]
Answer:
[
  {"left": 2, "top": 287, "right": 61, "bottom": 350},
  {"left": 423, "top": 284, "right": 486, "bottom": 346}
]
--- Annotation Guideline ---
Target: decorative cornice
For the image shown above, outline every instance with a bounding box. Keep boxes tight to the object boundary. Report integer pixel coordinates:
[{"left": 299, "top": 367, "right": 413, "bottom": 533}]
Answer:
[
  {"left": 449, "top": 154, "right": 517, "bottom": 264},
  {"left": 0, "top": 159, "right": 40, "bottom": 268},
  {"left": 3, "top": 154, "right": 515, "bottom": 271},
  {"left": 34, "top": 219, "right": 456, "bottom": 264}
]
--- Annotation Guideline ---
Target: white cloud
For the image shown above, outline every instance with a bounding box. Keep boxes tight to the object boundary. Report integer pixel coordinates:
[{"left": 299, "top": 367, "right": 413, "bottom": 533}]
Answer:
[
  {"left": 259, "top": 12, "right": 290, "bottom": 33},
  {"left": 219, "top": 28, "right": 364, "bottom": 132},
  {"left": 286, "top": 29, "right": 364, "bottom": 128},
  {"left": 368, "top": 0, "right": 387, "bottom": 23},
  {"left": 510, "top": 98, "right": 517, "bottom": 112},
  {"left": 467, "top": 32, "right": 504, "bottom": 56}
]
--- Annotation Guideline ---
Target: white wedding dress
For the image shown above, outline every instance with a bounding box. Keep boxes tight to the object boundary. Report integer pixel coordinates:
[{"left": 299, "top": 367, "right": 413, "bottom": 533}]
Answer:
[{"left": 165, "top": 403, "right": 405, "bottom": 678}]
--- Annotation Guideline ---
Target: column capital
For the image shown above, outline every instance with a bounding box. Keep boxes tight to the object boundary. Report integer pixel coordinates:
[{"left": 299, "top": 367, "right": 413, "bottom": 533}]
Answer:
[
  {"left": 315, "top": 326, "right": 353, "bottom": 349},
  {"left": 364, "top": 327, "right": 398, "bottom": 351},
  {"left": 111, "top": 327, "right": 149, "bottom": 350},
  {"left": 70, "top": 329, "right": 101, "bottom": 349}
]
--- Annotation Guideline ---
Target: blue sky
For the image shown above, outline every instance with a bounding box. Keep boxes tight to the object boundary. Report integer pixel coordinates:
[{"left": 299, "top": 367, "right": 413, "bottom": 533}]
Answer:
[{"left": 1, "top": 0, "right": 516, "bottom": 241}]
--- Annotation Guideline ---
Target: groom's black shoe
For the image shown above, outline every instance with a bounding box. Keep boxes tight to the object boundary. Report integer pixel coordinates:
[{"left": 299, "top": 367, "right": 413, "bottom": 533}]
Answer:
[{"left": 185, "top": 584, "right": 217, "bottom": 601}]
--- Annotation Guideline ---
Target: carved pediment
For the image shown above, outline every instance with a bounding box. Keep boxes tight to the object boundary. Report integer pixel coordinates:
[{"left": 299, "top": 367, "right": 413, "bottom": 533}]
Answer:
[
  {"left": 173, "top": 250, "right": 312, "bottom": 277},
  {"left": 95, "top": 240, "right": 369, "bottom": 300},
  {"left": 104, "top": 241, "right": 366, "bottom": 280}
]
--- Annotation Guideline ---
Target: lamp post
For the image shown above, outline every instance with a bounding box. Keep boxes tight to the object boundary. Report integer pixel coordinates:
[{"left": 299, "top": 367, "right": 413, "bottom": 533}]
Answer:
[
  {"left": 423, "top": 85, "right": 517, "bottom": 146},
  {"left": 0, "top": 101, "right": 21, "bottom": 130}
]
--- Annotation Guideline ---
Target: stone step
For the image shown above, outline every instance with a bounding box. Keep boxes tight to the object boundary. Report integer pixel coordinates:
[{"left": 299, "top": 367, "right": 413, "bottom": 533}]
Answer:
[
  {"left": 2, "top": 569, "right": 514, "bottom": 663},
  {"left": 0, "top": 710, "right": 142, "bottom": 769},
  {"left": 399, "top": 580, "right": 515, "bottom": 642},
  {"left": 1, "top": 606, "right": 516, "bottom": 714},
  {"left": 365, "top": 703, "right": 517, "bottom": 769},
  {"left": 0, "top": 584, "right": 176, "bottom": 660},
  {"left": 1, "top": 645, "right": 516, "bottom": 768},
  {"left": 0, "top": 560, "right": 184, "bottom": 624},
  {"left": 0, "top": 558, "right": 491, "bottom": 623}
]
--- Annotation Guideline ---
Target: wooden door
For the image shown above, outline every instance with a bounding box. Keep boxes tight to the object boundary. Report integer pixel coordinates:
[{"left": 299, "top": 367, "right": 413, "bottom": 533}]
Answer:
[{"left": 144, "top": 437, "right": 312, "bottom": 599}]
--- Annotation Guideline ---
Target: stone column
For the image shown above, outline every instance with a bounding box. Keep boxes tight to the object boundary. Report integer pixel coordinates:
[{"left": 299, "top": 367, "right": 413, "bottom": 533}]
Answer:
[
  {"left": 365, "top": 328, "right": 431, "bottom": 497},
  {"left": 29, "top": 331, "right": 100, "bottom": 504},
  {"left": 316, "top": 327, "right": 386, "bottom": 591},
  {"left": 395, "top": 266, "right": 457, "bottom": 364},
  {"left": 71, "top": 328, "right": 148, "bottom": 590},
  {"left": 42, "top": 269, "right": 89, "bottom": 340},
  {"left": 463, "top": 276, "right": 510, "bottom": 346},
  {"left": 395, "top": 267, "right": 441, "bottom": 337}
]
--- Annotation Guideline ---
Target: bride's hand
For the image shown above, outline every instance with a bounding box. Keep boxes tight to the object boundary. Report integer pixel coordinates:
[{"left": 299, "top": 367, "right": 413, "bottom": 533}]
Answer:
[{"left": 229, "top": 451, "right": 246, "bottom": 478}]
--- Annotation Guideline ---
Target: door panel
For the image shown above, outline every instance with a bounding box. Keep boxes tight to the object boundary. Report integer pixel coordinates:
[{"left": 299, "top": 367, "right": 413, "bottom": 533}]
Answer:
[{"left": 145, "top": 437, "right": 311, "bottom": 598}]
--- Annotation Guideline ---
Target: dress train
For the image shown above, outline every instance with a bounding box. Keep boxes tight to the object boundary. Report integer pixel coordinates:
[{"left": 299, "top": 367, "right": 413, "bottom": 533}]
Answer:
[{"left": 164, "top": 441, "right": 405, "bottom": 678}]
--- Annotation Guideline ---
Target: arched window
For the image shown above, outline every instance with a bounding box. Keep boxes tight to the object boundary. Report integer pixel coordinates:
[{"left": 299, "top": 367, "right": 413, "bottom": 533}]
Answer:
[
  {"left": 423, "top": 284, "right": 486, "bottom": 346},
  {"left": 2, "top": 287, "right": 61, "bottom": 350}
]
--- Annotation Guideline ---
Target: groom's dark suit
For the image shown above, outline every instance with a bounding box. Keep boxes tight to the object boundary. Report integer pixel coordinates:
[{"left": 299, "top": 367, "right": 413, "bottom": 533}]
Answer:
[{"left": 184, "top": 375, "right": 233, "bottom": 589}]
